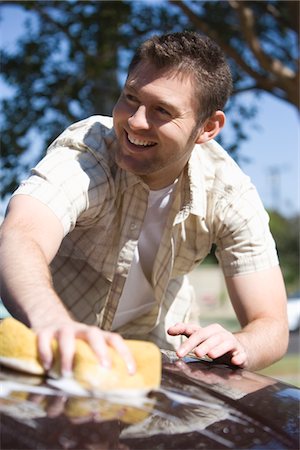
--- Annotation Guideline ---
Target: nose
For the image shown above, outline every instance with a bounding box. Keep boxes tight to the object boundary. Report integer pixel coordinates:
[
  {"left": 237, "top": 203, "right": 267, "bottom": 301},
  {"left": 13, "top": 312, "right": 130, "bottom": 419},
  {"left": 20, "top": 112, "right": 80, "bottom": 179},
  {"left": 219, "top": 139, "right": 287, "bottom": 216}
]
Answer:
[{"left": 128, "top": 105, "right": 150, "bottom": 130}]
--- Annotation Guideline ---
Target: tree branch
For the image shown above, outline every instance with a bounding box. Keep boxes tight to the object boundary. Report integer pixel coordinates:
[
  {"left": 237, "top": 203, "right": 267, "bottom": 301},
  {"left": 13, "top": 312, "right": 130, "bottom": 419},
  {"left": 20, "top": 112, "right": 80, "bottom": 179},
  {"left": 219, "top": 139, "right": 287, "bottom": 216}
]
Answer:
[
  {"left": 254, "top": 2, "right": 298, "bottom": 34},
  {"left": 229, "top": 1, "right": 295, "bottom": 80},
  {"left": 169, "top": 1, "right": 277, "bottom": 87},
  {"left": 32, "top": 3, "right": 89, "bottom": 56},
  {"left": 170, "top": 0, "right": 299, "bottom": 108},
  {"left": 229, "top": 0, "right": 298, "bottom": 107}
]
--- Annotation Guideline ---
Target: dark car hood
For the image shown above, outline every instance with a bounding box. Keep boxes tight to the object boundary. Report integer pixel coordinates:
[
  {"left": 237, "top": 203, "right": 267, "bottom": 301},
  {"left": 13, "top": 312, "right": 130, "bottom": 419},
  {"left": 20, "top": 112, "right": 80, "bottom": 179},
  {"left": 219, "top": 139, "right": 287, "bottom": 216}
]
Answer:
[{"left": 1, "top": 350, "right": 299, "bottom": 449}]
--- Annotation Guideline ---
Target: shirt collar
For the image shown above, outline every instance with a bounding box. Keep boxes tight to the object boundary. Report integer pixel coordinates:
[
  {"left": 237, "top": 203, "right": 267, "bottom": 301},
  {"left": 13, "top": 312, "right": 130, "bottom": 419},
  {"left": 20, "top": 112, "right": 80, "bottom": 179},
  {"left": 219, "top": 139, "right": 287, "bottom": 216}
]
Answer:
[{"left": 179, "top": 144, "right": 207, "bottom": 219}]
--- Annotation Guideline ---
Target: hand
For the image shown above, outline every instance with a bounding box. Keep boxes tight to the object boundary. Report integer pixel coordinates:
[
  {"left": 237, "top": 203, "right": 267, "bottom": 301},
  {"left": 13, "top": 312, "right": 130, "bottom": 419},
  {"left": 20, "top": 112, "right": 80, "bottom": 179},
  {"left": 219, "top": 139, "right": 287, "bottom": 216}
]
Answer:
[
  {"left": 167, "top": 322, "right": 248, "bottom": 368},
  {"left": 34, "top": 320, "right": 136, "bottom": 376}
]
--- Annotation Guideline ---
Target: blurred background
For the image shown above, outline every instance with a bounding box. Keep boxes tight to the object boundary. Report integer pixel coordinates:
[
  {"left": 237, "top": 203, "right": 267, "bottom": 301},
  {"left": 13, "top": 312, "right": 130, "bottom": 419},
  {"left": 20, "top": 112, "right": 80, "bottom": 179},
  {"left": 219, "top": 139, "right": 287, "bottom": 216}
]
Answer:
[{"left": 0, "top": 1, "right": 299, "bottom": 385}]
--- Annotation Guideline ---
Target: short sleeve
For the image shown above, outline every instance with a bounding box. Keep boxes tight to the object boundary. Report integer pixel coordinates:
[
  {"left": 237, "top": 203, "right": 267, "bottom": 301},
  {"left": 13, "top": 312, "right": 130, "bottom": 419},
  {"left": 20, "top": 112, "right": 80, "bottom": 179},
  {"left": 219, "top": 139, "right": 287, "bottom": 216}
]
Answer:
[
  {"left": 12, "top": 117, "right": 114, "bottom": 236},
  {"left": 214, "top": 184, "right": 279, "bottom": 277}
]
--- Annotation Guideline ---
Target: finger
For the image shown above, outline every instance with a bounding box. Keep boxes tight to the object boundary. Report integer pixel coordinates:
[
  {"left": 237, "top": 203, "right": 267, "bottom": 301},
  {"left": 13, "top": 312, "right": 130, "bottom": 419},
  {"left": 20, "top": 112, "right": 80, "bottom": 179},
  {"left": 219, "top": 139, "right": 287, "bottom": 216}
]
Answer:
[
  {"left": 176, "top": 329, "right": 206, "bottom": 358},
  {"left": 57, "top": 327, "right": 76, "bottom": 376},
  {"left": 37, "top": 329, "right": 55, "bottom": 371},
  {"left": 194, "top": 333, "right": 236, "bottom": 359},
  {"left": 231, "top": 350, "right": 248, "bottom": 368},
  {"left": 105, "top": 332, "right": 136, "bottom": 375},
  {"left": 82, "top": 327, "right": 111, "bottom": 369},
  {"left": 167, "top": 323, "right": 185, "bottom": 336},
  {"left": 176, "top": 325, "right": 228, "bottom": 358},
  {"left": 168, "top": 322, "right": 201, "bottom": 337}
]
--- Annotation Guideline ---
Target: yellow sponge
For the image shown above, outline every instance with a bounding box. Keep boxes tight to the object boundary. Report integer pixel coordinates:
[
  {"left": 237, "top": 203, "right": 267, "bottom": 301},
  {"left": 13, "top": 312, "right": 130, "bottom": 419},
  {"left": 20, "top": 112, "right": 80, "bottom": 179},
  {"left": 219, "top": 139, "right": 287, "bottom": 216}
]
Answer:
[
  {"left": 0, "top": 318, "right": 161, "bottom": 391},
  {"left": 0, "top": 317, "right": 44, "bottom": 375}
]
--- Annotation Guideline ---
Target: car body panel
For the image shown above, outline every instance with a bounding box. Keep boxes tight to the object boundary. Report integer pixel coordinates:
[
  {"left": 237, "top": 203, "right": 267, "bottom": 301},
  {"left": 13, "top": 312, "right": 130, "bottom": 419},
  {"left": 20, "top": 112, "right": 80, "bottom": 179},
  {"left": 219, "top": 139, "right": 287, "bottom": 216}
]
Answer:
[{"left": 1, "top": 350, "right": 299, "bottom": 450}]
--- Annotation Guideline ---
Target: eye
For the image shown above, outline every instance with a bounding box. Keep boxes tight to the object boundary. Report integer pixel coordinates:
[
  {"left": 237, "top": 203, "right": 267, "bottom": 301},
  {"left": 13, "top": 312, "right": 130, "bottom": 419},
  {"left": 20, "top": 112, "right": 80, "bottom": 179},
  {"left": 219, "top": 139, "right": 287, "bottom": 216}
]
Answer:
[
  {"left": 156, "top": 106, "right": 172, "bottom": 117},
  {"left": 124, "top": 93, "right": 138, "bottom": 103}
]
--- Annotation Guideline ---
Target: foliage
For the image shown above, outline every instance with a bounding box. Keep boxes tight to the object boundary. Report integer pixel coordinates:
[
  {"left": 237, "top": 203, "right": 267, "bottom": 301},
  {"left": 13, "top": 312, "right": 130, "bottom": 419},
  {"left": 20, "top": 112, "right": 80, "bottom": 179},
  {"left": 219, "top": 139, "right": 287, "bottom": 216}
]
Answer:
[
  {"left": 0, "top": 0, "right": 299, "bottom": 198},
  {"left": 268, "top": 211, "right": 300, "bottom": 292},
  {"left": 167, "top": 0, "right": 299, "bottom": 157},
  {"left": 1, "top": 1, "right": 133, "bottom": 195},
  {"left": 170, "top": 1, "right": 299, "bottom": 107}
]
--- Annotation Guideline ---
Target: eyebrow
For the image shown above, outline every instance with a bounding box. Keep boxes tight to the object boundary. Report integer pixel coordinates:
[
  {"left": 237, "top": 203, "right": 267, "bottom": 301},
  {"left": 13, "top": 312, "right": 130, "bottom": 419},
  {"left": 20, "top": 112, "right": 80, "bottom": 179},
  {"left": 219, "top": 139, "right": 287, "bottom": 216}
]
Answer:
[{"left": 124, "top": 83, "right": 181, "bottom": 115}]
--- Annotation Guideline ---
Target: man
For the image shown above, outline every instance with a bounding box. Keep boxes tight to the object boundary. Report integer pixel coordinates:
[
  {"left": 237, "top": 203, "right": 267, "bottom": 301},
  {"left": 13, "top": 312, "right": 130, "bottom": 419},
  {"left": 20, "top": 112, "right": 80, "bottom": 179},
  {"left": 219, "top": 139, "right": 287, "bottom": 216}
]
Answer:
[{"left": 0, "top": 32, "right": 288, "bottom": 377}]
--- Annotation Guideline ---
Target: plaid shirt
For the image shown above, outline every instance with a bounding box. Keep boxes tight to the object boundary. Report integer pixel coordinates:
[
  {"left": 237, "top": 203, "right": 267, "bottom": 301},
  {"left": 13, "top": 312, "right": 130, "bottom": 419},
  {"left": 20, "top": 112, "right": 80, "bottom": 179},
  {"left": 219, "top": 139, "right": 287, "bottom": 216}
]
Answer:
[{"left": 13, "top": 115, "right": 279, "bottom": 349}]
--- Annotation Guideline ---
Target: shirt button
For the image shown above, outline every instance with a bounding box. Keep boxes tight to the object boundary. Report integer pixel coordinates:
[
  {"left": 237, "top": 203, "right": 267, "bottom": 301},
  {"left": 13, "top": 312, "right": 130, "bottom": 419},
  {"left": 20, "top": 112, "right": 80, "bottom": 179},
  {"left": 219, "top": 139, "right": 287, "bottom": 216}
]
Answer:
[
  {"left": 116, "top": 266, "right": 125, "bottom": 275},
  {"left": 130, "top": 223, "right": 137, "bottom": 231}
]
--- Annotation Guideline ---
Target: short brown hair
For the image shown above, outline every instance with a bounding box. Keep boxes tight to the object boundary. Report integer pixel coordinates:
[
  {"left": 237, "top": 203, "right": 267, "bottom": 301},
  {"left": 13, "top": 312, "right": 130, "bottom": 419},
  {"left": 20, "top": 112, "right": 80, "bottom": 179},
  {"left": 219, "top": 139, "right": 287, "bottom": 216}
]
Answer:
[{"left": 128, "top": 31, "right": 232, "bottom": 125}]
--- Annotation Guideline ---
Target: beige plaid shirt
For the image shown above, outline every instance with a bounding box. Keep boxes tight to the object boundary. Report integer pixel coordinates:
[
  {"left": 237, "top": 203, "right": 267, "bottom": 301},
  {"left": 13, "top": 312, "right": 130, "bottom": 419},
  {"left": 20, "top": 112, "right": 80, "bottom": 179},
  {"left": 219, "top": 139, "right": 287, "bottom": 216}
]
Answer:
[{"left": 13, "top": 115, "right": 279, "bottom": 349}]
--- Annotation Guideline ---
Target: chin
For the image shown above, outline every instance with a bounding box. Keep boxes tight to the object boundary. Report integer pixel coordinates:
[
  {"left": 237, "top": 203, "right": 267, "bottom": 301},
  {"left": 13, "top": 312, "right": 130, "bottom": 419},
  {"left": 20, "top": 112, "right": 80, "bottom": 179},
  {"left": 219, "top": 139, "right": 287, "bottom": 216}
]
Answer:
[
  {"left": 115, "top": 153, "right": 145, "bottom": 176},
  {"left": 115, "top": 149, "right": 153, "bottom": 177}
]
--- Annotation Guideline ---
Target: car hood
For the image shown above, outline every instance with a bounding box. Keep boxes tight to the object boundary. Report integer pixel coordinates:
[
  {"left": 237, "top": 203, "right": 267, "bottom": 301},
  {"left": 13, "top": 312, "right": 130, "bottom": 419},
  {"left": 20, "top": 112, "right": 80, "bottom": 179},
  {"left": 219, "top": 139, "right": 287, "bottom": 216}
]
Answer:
[{"left": 1, "top": 350, "right": 299, "bottom": 449}]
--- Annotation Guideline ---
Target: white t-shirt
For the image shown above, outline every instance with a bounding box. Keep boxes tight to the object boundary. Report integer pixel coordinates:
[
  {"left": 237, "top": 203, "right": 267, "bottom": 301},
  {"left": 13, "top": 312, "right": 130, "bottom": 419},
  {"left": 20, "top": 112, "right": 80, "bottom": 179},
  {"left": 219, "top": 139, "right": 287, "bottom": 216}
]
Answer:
[{"left": 111, "top": 182, "right": 176, "bottom": 330}]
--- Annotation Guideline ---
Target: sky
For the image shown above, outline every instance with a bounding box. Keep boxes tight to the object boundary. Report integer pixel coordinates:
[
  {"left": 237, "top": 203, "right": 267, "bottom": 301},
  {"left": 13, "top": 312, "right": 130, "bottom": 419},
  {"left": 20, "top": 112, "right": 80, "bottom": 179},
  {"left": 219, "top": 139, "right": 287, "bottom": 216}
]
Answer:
[{"left": 0, "top": 4, "right": 299, "bottom": 218}]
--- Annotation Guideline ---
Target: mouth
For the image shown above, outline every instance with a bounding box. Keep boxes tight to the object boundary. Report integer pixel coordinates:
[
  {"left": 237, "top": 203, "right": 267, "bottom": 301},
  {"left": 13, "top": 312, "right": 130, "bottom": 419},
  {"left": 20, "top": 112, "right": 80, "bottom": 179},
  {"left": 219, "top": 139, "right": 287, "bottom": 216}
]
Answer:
[{"left": 125, "top": 132, "right": 157, "bottom": 151}]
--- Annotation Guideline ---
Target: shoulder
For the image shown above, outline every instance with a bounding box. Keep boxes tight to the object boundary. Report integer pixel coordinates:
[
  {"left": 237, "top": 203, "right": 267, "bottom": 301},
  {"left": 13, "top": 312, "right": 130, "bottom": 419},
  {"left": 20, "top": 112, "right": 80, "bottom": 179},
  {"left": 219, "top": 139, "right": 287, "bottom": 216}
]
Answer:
[
  {"left": 191, "top": 142, "right": 278, "bottom": 276},
  {"left": 48, "top": 115, "right": 116, "bottom": 159},
  {"left": 193, "top": 139, "right": 251, "bottom": 194},
  {"left": 188, "top": 139, "right": 267, "bottom": 223}
]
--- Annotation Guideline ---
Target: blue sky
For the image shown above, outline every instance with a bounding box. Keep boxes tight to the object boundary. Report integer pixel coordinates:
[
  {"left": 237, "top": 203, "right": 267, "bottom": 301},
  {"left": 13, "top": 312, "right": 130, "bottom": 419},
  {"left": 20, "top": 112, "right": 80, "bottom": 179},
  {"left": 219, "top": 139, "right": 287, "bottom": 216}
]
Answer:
[{"left": 0, "top": 4, "right": 299, "bottom": 217}]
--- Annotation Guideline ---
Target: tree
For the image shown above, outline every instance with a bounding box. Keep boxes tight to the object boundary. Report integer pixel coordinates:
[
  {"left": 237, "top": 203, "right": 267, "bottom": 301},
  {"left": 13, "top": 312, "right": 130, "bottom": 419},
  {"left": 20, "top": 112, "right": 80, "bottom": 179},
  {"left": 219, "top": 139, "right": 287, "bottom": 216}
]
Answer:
[
  {"left": 0, "top": 0, "right": 299, "bottom": 198},
  {"left": 125, "top": 0, "right": 299, "bottom": 158},
  {"left": 170, "top": 1, "right": 299, "bottom": 107},
  {"left": 0, "top": 1, "right": 133, "bottom": 196},
  {"left": 268, "top": 211, "right": 300, "bottom": 292},
  {"left": 0, "top": 0, "right": 182, "bottom": 198}
]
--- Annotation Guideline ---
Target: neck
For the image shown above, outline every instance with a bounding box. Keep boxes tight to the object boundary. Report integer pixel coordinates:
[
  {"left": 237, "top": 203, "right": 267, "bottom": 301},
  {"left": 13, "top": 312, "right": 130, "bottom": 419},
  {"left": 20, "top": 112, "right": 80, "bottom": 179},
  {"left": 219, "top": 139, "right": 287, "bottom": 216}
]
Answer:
[{"left": 141, "top": 164, "right": 187, "bottom": 191}]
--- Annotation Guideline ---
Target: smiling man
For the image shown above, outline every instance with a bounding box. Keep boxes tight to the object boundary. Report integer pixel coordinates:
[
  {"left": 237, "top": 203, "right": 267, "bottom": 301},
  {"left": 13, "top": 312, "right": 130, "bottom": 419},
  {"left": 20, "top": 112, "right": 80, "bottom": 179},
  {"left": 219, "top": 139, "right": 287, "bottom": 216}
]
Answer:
[
  {"left": 113, "top": 62, "right": 212, "bottom": 189},
  {"left": 0, "top": 32, "right": 288, "bottom": 376}
]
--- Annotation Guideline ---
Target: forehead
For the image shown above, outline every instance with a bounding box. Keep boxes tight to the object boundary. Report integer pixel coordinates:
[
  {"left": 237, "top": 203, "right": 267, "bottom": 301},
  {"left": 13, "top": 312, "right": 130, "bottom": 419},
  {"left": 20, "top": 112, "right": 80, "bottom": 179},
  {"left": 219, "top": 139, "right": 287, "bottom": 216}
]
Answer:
[{"left": 126, "top": 62, "right": 197, "bottom": 109}]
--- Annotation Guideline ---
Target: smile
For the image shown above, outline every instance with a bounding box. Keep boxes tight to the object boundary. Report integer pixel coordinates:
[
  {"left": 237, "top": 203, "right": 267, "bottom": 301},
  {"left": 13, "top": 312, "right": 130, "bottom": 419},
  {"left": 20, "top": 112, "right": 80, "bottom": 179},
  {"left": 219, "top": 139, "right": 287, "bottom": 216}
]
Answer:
[{"left": 127, "top": 133, "right": 156, "bottom": 147}]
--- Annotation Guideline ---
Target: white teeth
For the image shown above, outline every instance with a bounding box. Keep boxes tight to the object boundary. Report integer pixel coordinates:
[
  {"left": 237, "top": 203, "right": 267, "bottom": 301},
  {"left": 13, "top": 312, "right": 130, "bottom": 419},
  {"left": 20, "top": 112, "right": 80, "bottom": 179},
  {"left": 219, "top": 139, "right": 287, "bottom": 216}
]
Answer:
[{"left": 128, "top": 134, "right": 155, "bottom": 147}]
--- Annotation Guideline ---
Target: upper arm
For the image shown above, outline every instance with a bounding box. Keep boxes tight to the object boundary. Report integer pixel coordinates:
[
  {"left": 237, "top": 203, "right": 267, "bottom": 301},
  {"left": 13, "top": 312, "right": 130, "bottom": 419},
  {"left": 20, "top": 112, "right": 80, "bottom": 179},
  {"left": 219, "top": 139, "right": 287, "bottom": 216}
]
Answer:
[
  {"left": 225, "top": 266, "right": 288, "bottom": 327},
  {"left": 2, "top": 195, "right": 64, "bottom": 263}
]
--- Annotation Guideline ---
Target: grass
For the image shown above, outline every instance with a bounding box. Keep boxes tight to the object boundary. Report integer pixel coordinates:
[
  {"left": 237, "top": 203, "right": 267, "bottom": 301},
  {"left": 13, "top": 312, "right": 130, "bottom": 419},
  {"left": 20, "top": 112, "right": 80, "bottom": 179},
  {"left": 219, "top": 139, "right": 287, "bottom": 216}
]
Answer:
[{"left": 258, "top": 354, "right": 300, "bottom": 387}]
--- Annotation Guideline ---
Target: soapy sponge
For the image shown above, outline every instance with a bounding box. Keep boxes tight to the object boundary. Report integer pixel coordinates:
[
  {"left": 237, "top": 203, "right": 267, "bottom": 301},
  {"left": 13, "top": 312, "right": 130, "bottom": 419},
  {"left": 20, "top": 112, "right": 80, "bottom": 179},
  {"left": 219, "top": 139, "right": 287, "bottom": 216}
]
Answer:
[{"left": 0, "top": 318, "right": 162, "bottom": 391}]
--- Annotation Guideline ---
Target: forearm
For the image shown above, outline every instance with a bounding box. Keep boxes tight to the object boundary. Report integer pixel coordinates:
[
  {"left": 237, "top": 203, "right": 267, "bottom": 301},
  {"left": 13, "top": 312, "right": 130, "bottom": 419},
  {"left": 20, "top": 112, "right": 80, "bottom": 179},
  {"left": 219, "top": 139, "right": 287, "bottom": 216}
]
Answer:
[
  {"left": 225, "top": 267, "right": 289, "bottom": 371},
  {"left": 0, "top": 226, "right": 137, "bottom": 375},
  {"left": 235, "top": 316, "right": 289, "bottom": 371},
  {"left": 0, "top": 197, "right": 136, "bottom": 375},
  {"left": 0, "top": 226, "right": 72, "bottom": 329}
]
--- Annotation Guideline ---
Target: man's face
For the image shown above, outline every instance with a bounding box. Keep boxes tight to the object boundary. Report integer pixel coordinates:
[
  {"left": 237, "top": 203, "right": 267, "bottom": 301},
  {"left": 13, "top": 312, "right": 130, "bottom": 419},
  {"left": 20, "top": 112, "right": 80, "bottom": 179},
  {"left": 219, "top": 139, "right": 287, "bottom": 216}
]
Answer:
[{"left": 113, "top": 62, "right": 202, "bottom": 190}]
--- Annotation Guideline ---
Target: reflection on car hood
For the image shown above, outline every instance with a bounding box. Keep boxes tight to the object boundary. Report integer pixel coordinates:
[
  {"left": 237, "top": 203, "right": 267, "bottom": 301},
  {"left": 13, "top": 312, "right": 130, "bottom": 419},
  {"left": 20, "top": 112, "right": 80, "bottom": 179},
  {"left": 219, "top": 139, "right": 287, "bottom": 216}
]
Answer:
[{"left": 1, "top": 350, "right": 299, "bottom": 449}]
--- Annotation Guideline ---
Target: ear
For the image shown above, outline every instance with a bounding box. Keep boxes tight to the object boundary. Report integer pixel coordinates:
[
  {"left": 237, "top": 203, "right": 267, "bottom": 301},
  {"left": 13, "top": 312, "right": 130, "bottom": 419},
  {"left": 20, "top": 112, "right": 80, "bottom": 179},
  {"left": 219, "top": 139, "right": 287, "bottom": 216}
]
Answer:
[{"left": 195, "top": 111, "right": 226, "bottom": 144}]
